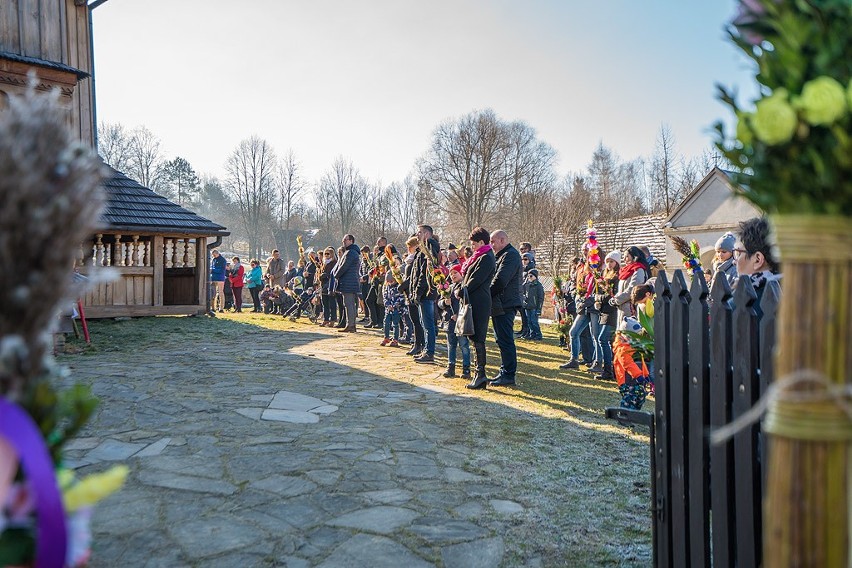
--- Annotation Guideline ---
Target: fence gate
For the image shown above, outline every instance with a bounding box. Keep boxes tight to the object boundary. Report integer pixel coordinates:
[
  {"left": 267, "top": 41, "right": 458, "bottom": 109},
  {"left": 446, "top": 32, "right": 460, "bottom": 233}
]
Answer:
[{"left": 607, "top": 269, "right": 778, "bottom": 567}]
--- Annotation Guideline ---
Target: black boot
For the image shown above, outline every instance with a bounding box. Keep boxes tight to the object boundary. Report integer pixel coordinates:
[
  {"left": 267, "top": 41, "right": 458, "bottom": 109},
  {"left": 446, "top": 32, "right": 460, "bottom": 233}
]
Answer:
[
  {"left": 461, "top": 366, "right": 471, "bottom": 379},
  {"left": 406, "top": 344, "right": 423, "bottom": 356},
  {"left": 595, "top": 363, "right": 615, "bottom": 381},
  {"left": 466, "top": 342, "right": 489, "bottom": 390},
  {"left": 442, "top": 364, "right": 456, "bottom": 378}
]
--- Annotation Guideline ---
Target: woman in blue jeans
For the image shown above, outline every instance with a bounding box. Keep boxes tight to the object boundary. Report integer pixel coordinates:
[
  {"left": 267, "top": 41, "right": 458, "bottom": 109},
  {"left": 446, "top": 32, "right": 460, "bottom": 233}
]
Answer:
[
  {"left": 592, "top": 251, "right": 621, "bottom": 380},
  {"left": 561, "top": 259, "right": 603, "bottom": 370}
]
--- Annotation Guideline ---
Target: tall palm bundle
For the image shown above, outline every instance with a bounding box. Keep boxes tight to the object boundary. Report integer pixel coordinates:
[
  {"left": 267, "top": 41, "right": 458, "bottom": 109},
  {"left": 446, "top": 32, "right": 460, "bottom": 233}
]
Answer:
[{"left": 669, "top": 234, "right": 703, "bottom": 277}]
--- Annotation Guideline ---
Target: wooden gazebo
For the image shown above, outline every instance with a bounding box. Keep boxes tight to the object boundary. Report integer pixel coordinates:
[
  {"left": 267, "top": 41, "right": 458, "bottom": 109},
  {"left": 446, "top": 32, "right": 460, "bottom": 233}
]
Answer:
[{"left": 77, "top": 167, "right": 229, "bottom": 318}]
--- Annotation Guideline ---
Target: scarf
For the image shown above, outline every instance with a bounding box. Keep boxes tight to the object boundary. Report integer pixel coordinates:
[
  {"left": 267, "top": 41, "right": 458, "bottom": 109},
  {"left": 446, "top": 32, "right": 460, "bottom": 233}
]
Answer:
[
  {"left": 619, "top": 261, "right": 646, "bottom": 281},
  {"left": 461, "top": 244, "right": 492, "bottom": 275}
]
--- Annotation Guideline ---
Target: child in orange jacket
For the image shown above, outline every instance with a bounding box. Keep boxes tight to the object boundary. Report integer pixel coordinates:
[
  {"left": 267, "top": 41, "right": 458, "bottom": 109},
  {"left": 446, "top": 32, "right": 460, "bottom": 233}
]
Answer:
[{"left": 613, "top": 316, "right": 650, "bottom": 410}]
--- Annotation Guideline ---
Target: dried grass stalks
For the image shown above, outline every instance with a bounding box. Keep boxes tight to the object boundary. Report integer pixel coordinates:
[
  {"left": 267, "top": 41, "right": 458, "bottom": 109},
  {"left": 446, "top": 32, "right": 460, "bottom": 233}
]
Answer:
[
  {"left": 670, "top": 234, "right": 692, "bottom": 258},
  {"left": 0, "top": 85, "right": 105, "bottom": 402}
]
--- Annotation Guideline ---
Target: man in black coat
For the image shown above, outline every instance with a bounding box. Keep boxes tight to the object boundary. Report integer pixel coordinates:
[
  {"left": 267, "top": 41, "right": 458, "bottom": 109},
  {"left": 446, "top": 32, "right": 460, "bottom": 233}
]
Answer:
[{"left": 489, "top": 230, "right": 523, "bottom": 386}]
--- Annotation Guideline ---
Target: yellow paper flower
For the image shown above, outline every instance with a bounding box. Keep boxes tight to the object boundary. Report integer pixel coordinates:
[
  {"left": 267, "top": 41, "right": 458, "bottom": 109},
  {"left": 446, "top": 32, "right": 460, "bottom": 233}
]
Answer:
[
  {"left": 796, "top": 76, "right": 848, "bottom": 126},
  {"left": 62, "top": 465, "right": 129, "bottom": 512},
  {"left": 751, "top": 89, "right": 798, "bottom": 145}
]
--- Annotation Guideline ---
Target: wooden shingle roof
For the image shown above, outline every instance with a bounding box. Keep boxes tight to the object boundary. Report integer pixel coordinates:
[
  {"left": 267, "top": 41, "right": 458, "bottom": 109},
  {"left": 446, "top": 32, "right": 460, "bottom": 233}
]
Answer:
[{"left": 100, "top": 167, "right": 228, "bottom": 236}]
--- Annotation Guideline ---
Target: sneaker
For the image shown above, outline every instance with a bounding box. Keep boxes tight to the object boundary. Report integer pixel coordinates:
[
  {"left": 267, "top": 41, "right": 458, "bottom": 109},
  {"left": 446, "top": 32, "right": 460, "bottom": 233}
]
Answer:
[
  {"left": 559, "top": 360, "right": 579, "bottom": 370},
  {"left": 389, "top": 340, "right": 399, "bottom": 347},
  {"left": 414, "top": 353, "right": 435, "bottom": 364},
  {"left": 380, "top": 338, "right": 391, "bottom": 346}
]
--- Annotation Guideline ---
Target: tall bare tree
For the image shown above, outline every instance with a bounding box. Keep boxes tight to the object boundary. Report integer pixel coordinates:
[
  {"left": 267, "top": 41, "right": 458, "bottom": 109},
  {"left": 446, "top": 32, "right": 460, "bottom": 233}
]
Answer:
[
  {"left": 225, "top": 136, "right": 277, "bottom": 260},
  {"left": 421, "top": 109, "right": 509, "bottom": 230},
  {"left": 647, "top": 124, "right": 681, "bottom": 215},
  {"left": 318, "top": 156, "right": 365, "bottom": 236},
  {"left": 97, "top": 121, "right": 134, "bottom": 173},
  {"left": 129, "top": 125, "right": 165, "bottom": 192},
  {"left": 276, "top": 149, "right": 305, "bottom": 231}
]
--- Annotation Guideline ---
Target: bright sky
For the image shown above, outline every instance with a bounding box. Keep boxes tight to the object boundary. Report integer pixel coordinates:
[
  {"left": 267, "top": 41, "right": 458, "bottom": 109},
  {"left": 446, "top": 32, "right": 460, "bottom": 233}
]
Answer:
[{"left": 92, "top": 0, "right": 754, "bottom": 185}]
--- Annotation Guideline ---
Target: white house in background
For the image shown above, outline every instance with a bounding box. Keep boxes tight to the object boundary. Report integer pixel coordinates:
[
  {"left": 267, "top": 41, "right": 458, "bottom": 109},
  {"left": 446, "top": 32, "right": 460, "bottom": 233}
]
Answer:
[{"left": 663, "top": 167, "right": 762, "bottom": 270}]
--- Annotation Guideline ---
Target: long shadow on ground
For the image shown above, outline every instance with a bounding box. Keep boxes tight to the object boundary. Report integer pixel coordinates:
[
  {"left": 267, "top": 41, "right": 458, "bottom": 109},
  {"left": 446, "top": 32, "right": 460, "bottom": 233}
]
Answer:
[{"left": 59, "top": 315, "right": 653, "bottom": 568}]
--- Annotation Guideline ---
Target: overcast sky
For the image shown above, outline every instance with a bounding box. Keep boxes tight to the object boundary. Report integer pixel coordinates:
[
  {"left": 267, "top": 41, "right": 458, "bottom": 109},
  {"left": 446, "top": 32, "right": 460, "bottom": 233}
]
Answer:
[{"left": 91, "top": 0, "right": 754, "bottom": 185}]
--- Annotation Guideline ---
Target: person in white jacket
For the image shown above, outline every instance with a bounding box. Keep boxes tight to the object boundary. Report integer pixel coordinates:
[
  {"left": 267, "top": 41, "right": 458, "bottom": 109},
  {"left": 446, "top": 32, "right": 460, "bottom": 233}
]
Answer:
[{"left": 610, "top": 246, "right": 649, "bottom": 323}]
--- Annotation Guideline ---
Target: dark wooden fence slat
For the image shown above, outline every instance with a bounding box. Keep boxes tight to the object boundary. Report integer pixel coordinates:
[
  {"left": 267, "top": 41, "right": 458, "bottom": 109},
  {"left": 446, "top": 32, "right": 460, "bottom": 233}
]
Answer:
[
  {"left": 709, "top": 275, "right": 736, "bottom": 568},
  {"left": 668, "top": 271, "right": 691, "bottom": 566},
  {"left": 687, "top": 274, "right": 710, "bottom": 568},
  {"left": 653, "top": 272, "right": 673, "bottom": 568},
  {"left": 757, "top": 284, "right": 779, "bottom": 486},
  {"left": 732, "top": 277, "right": 762, "bottom": 568}
]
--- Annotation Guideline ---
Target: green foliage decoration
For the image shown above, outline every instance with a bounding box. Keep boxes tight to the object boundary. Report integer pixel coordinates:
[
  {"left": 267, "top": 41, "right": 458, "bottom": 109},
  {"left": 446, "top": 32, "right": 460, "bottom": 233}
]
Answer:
[{"left": 715, "top": 0, "right": 852, "bottom": 216}]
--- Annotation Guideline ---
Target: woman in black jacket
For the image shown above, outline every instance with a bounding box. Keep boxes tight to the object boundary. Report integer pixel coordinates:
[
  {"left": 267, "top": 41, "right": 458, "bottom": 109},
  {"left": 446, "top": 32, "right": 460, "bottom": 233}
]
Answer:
[{"left": 459, "top": 227, "right": 497, "bottom": 390}]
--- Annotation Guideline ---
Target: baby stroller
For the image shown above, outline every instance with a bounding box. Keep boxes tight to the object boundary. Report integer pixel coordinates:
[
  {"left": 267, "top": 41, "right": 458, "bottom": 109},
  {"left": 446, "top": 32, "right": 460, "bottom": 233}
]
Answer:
[{"left": 283, "top": 287, "right": 318, "bottom": 323}]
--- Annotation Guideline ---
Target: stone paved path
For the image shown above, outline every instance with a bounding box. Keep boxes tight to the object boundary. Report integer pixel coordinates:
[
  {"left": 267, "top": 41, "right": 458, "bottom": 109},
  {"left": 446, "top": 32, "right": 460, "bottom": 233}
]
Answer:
[{"left": 62, "top": 319, "right": 651, "bottom": 567}]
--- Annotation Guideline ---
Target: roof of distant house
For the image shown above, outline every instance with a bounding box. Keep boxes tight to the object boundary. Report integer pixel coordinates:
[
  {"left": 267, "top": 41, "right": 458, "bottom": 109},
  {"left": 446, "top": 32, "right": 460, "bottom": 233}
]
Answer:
[{"left": 99, "top": 167, "right": 228, "bottom": 236}]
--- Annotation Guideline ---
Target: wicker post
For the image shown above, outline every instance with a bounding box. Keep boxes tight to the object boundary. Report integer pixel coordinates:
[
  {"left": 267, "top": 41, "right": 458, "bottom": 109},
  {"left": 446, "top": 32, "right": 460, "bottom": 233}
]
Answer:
[{"left": 763, "top": 215, "right": 852, "bottom": 567}]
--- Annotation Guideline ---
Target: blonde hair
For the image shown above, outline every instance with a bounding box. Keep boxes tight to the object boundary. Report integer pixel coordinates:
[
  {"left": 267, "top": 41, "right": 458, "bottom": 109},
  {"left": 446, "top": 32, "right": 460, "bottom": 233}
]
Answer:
[{"left": 405, "top": 236, "right": 419, "bottom": 248}]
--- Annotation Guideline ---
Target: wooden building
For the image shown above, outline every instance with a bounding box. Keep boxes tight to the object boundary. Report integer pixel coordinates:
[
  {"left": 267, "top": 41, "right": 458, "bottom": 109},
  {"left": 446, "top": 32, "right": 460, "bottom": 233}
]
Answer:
[
  {"left": 2, "top": 0, "right": 230, "bottom": 317},
  {"left": 662, "top": 168, "right": 761, "bottom": 268},
  {"left": 78, "top": 168, "right": 228, "bottom": 318},
  {"left": 0, "top": 0, "right": 95, "bottom": 144}
]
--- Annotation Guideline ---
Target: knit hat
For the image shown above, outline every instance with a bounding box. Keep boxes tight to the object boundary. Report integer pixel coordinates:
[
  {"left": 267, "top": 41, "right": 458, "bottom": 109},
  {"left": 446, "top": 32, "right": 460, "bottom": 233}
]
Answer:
[
  {"left": 604, "top": 251, "right": 621, "bottom": 264},
  {"left": 522, "top": 252, "right": 533, "bottom": 261},
  {"left": 447, "top": 243, "right": 457, "bottom": 251},
  {"left": 449, "top": 265, "right": 462, "bottom": 276},
  {"left": 715, "top": 231, "right": 736, "bottom": 252},
  {"left": 619, "top": 316, "right": 642, "bottom": 333},
  {"left": 528, "top": 268, "right": 539, "bottom": 278}
]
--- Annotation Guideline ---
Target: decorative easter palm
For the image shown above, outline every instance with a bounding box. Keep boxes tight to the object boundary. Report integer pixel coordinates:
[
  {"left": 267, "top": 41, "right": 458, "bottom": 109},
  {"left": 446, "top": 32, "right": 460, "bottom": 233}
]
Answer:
[
  {"left": 669, "top": 235, "right": 703, "bottom": 278},
  {"left": 716, "top": 2, "right": 852, "bottom": 565},
  {"left": 0, "top": 88, "right": 128, "bottom": 567}
]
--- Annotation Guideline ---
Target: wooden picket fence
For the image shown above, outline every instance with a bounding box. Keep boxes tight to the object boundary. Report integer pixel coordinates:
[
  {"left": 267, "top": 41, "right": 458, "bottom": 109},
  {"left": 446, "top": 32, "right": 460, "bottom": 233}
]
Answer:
[{"left": 607, "top": 269, "right": 779, "bottom": 568}]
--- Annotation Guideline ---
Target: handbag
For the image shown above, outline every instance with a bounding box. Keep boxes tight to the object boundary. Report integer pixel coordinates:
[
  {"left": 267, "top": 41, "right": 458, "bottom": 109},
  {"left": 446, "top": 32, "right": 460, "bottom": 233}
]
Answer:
[{"left": 455, "top": 288, "right": 476, "bottom": 336}]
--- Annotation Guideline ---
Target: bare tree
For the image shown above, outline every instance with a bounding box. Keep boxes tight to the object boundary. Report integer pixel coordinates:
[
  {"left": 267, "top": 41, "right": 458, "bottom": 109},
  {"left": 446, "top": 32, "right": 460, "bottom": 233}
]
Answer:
[
  {"left": 587, "top": 142, "right": 621, "bottom": 220},
  {"left": 129, "top": 126, "right": 165, "bottom": 192},
  {"left": 421, "top": 109, "right": 510, "bottom": 230},
  {"left": 647, "top": 124, "right": 681, "bottom": 215},
  {"left": 225, "top": 136, "right": 278, "bottom": 260},
  {"left": 97, "top": 121, "right": 134, "bottom": 173},
  {"left": 276, "top": 149, "right": 305, "bottom": 231},
  {"left": 536, "top": 174, "right": 594, "bottom": 276},
  {"left": 318, "top": 156, "right": 365, "bottom": 236}
]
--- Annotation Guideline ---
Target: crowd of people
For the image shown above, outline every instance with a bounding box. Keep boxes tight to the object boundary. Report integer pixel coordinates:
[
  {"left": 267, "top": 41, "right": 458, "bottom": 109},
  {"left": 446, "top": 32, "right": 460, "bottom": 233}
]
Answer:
[{"left": 207, "top": 216, "right": 780, "bottom": 409}]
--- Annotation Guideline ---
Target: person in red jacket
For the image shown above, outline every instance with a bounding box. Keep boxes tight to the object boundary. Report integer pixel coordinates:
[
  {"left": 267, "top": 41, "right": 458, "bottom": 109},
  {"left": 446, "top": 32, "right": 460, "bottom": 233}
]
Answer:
[
  {"left": 229, "top": 256, "right": 246, "bottom": 313},
  {"left": 613, "top": 316, "right": 650, "bottom": 409}
]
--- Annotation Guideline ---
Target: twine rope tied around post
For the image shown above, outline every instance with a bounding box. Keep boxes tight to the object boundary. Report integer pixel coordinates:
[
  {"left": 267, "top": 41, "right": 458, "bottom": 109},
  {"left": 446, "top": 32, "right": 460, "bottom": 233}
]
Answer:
[{"left": 710, "top": 370, "right": 852, "bottom": 445}]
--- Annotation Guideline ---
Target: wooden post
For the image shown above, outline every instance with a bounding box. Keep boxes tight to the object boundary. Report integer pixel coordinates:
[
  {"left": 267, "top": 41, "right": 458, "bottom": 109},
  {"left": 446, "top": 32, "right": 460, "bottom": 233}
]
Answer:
[
  {"left": 763, "top": 215, "right": 852, "bottom": 568},
  {"left": 196, "top": 237, "right": 207, "bottom": 312},
  {"left": 152, "top": 235, "right": 163, "bottom": 307}
]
